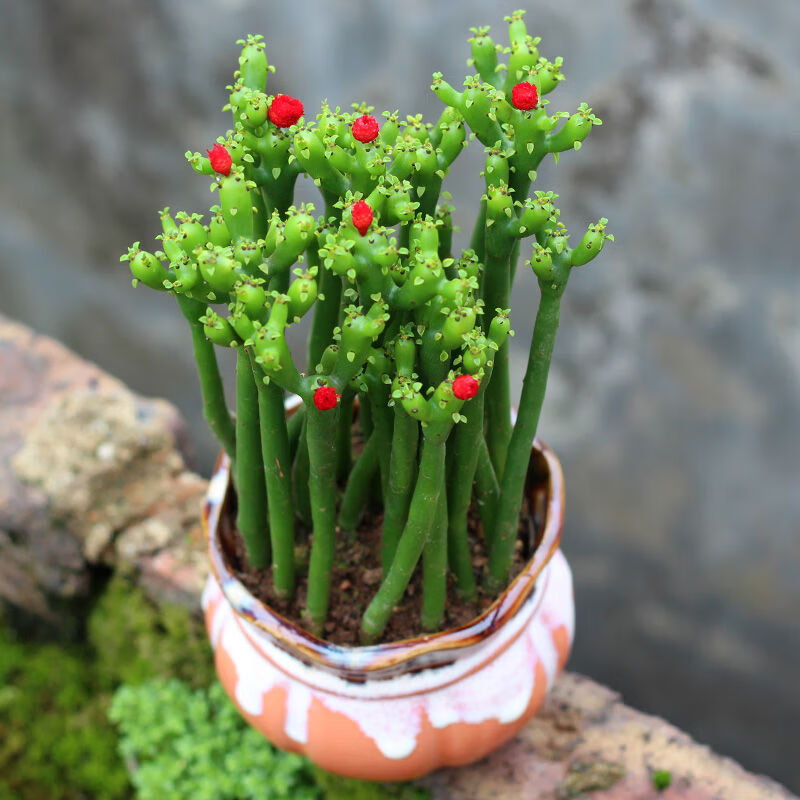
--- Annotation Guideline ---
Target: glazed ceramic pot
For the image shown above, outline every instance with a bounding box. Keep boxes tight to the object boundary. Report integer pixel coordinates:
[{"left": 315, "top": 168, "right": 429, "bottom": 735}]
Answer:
[{"left": 202, "top": 434, "right": 573, "bottom": 781}]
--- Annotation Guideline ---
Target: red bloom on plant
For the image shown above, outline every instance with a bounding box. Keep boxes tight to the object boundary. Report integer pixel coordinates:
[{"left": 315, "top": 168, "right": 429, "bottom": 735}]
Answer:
[
  {"left": 206, "top": 143, "right": 232, "bottom": 176},
  {"left": 352, "top": 114, "right": 380, "bottom": 143},
  {"left": 511, "top": 82, "right": 539, "bottom": 111},
  {"left": 313, "top": 386, "right": 340, "bottom": 411},
  {"left": 452, "top": 375, "right": 479, "bottom": 400},
  {"left": 268, "top": 94, "right": 304, "bottom": 128},
  {"left": 351, "top": 200, "right": 373, "bottom": 236}
]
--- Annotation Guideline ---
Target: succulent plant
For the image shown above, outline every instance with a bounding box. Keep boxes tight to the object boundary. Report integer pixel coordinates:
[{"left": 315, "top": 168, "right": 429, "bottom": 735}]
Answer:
[{"left": 122, "top": 14, "right": 613, "bottom": 642}]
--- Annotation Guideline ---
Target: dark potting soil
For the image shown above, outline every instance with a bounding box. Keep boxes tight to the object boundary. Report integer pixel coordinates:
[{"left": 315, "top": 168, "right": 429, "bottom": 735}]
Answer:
[{"left": 225, "top": 493, "right": 536, "bottom": 646}]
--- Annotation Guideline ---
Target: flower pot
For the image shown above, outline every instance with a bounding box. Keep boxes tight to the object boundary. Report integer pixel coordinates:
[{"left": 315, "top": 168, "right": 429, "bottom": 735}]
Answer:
[{"left": 202, "top": 424, "right": 573, "bottom": 781}]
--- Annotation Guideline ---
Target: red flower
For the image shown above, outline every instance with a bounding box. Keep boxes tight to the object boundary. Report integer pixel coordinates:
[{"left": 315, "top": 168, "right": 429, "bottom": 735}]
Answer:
[
  {"left": 206, "top": 143, "right": 232, "bottom": 176},
  {"left": 452, "top": 375, "right": 479, "bottom": 400},
  {"left": 352, "top": 114, "right": 380, "bottom": 143},
  {"left": 313, "top": 386, "right": 340, "bottom": 411},
  {"left": 351, "top": 200, "right": 373, "bottom": 236},
  {"left": 268, "top": 94, "right": 304, "bottom": 128},
  {"left": 511, "top": 82, "right": 539, "bottom": 111}
]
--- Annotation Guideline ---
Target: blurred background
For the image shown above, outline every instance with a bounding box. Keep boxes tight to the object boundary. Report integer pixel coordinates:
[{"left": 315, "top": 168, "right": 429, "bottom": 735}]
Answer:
[{"left": 2, "top": 0, "right": 798, "bottom": 790}]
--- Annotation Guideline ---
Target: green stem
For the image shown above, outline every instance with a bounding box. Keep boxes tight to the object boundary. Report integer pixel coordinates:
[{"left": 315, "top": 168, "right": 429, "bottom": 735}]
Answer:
[
  {"left": 359, "top": 394, "right": 374, "bottom": 441},
  {"left": 381, "top": 408, "right": 419, "bottom": 574},
  {"left": 486, "top": 341, "right": 512, "bottom": 478},
  {"left": 416, "top": 175, "right": 443, "bottom": 219},
  {"left": 421, "top": 489, "right": 448, "bottom": 630},
  {"left": 357, "top": 393, "right": 381, "bottom": 505},
  {"left": 399, "top": 221, "right": 410, "bottom": 254},
  {"left": 250, "top": 355, "right": 295, "bottom": 598},
  {"left": 507, "top": 169, "right": 534, "bottom": 284},
  {"left": 304, "top": 404, "right": 340, "bottom": 632},
  {"left": 475, "top": 436, "right": 500, "bottom": 550},
  {"left": 287, "top": 404, "right": 305, "bottom": 464},
  {"left": 338, "top": 431, "right": 379, "bottom": 533},
  {"left": 336, "top": 390, "right": 354, "bottom": 482},
  {"left": 368, "top": 396, "right": 393, "bottom": 501},
  {"left": 419, "top": 325, "right": 449, "bottom": 387},
  {"left": 308, "top": 267, "right": 342, "bottom": 369},
  {"left": 176, "top": 295, "right": 235, "bottom": 459},
  {"left": 446, "top": 391, "right": 485, "bottom": 599},
  {"left": 234, "top": 348, "right": 269, "bottom": 568},
  {"left": 469, "top": 200, "right": 487, "bottom": 262},
  {"left": 292, "top": 421, "right": 313, "bottom": 527},
  {"left": 361, "top": 436, "right": 445, "bottom": 642},
  {"left": 482, "top": 235, "right": 514, "bottom": 478},
  {"left": 487, "top": 289, "right": 563, "bottom": 590}
]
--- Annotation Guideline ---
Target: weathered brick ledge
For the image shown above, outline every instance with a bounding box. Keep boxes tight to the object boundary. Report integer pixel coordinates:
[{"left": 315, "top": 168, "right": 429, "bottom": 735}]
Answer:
[{"left": 0, "top": 314, "right": 794, "bottom": 800}]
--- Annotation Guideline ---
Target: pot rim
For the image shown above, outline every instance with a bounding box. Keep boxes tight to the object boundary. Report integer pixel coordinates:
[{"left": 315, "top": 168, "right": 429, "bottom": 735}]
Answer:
[{"left": 205, "top": 397, "right": 565, "bottom": 679}]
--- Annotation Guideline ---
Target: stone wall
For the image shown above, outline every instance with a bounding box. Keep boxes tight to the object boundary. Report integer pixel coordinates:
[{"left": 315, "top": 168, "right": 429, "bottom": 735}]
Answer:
[{"left": 1, "top": 0, "right": 798, "bottom": 788}]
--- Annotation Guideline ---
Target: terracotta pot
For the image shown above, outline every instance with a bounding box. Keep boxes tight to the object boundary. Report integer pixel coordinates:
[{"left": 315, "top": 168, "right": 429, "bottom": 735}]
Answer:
[{"left": 202, "top": 422, "right": 573, "bottom": 781}]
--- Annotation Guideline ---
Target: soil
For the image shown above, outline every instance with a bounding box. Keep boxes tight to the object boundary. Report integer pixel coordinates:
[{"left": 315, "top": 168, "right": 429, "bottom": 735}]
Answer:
[{"left": 223, "top": 490, "right": 538, "bottom": 646}]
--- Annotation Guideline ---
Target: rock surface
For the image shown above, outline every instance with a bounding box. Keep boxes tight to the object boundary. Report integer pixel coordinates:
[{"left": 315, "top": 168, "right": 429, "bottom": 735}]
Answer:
[
  {"left": 1, "top": 0, "right": 798, "bottom": 787},
  {"left": 422, "top": 673, "right": 797, "bottom": 800},
  {"left": 0, "top": 316, "right": 207, "bottom": 635}
]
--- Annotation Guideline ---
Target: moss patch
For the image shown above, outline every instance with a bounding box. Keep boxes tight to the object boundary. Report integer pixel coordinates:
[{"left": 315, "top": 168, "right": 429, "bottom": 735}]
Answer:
[
  {"left": 312, "top": 768, "right": 430, "bottom": 800},
  {"left": 87, "top": 571, "right": 214, "bottom": 689},
  {"left": 0, "top": 572, "right": 212, "bottom": 799}
]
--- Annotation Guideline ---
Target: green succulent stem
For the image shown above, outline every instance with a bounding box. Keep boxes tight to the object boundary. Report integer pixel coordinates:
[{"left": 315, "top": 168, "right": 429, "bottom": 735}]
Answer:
[
  {"left": 304, "top": 404, "right": 341, "bottom": 633},
  {"left": 292, "top": 421, "right": 313, "bottom": 527},
  {"left": 487, "top": 281, "right": 566, "bottom": 590},
  {"left": 483, "top": 233, "right": 514, "bottom": 478},
  {"left": 361, "top": 436, "right": 446, "bottom": 643},
  {"left": 445, "top": 388, "right": 487, "bottom": 599},
  {"left": 176, "top": 295, "right": 236, "bottom": 460},
  {"left": 250, "top": 354, "right": 295, "bottom": 597},
  {"left": 286, "top": 403, "right": 305, "bottom": 463},
  {"left": 381, "top": 407, "right": 419, "bottom": 574},
  {"left": 338, "top": 430, "right": 379, "bottom": 533},
  {"left": 308, "top": 266, "right": 342, "bottom": 368},
  {"left": 475, "top": 436, "right": 500, "bottom": 548},
  {"left": 368, "top": 395, "right": 393, "bottom": 501},
  {"left": 421, "top": 489, "right": 448, "bottom": 630},
  {"left": 470, "top": 200, "right": 487, "bottom": 262},
  {"left": 234, "top": 348, "right": 269, "bottom": 568},
  {"left": 335, "top": 389, "right": 355, "bottom": 481}
]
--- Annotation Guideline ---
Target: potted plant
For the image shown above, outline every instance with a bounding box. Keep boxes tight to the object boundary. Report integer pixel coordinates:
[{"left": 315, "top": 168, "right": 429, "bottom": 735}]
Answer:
[{"left": 121, "top": 10, "right": 612, "bottom": 781}]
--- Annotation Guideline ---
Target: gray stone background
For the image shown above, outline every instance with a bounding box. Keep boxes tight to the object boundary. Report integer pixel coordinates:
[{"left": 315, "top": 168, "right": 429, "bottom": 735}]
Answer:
[{"left": 1, "top": 0, "right": 798, "bottom": 789}]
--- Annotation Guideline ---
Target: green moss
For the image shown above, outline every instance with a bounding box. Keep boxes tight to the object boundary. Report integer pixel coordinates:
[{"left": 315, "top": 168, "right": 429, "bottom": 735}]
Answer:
[
  {"left": 0, "top": 617, "right": 131, "bottom": 800},
  {"left": 312, "top": 768, "right": 430, "bottom": 800},
  {"left": 0, "top": 573, "right": 213, "bottom": 799},
  {"left": 88, "top": 572, "right": 215, "bottom": 689}
]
